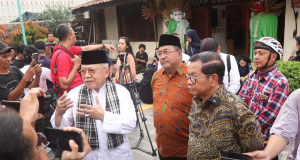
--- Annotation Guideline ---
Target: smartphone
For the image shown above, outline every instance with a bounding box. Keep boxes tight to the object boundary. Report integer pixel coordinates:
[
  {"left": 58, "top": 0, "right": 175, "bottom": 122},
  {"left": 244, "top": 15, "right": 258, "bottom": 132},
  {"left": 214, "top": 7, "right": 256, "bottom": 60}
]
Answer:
[
  {"left": 44, "top": 127, "right": 83, "bottom": 152},
  {"left": 219, "top": 150, "right": 253, "bottom": 160},
  {"left": 32, "top": 53, "right": 39, "bottom": 66},
  {"left": 1, "top": 100, "right": 20, "bottom": 112},
  {"left": 1, "top": 97, "right": 47, "bottom": 115}
]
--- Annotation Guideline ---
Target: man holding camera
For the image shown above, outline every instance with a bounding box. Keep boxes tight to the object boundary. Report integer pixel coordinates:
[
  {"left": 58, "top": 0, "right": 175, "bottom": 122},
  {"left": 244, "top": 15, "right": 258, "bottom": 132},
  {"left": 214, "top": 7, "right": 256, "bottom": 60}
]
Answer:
[
  {"left": 0, "top": 41, "right": 41, "bottom": 102},
  {"left": 50, "top": 24, "right": 117, "bottom": 95},
  {"left": 51, "top": 50, "right": 136, "bottom": 159},
  {"left": 0, "top": 88, "right": 92, "bottom": 160}
]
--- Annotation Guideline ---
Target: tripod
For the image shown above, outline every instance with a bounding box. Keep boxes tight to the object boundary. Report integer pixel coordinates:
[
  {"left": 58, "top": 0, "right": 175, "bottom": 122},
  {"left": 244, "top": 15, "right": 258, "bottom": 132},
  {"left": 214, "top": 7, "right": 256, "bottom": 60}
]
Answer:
[{"left": 118, "top": 53, "right": 157, "bottom": 157}]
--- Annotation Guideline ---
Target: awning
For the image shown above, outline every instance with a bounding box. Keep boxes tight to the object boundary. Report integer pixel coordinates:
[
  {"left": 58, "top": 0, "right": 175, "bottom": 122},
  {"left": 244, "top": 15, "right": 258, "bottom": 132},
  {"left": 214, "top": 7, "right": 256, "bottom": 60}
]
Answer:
[{"left": 72, "top": 0, "right": 145, "bottom": 14}]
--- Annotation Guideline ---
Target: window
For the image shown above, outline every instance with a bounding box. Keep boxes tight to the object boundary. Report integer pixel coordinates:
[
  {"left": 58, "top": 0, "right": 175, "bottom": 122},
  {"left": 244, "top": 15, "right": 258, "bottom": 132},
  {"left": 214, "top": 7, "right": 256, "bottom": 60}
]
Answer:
[{"left": 117, "top": 3, "right": 156, "bottom": 41}]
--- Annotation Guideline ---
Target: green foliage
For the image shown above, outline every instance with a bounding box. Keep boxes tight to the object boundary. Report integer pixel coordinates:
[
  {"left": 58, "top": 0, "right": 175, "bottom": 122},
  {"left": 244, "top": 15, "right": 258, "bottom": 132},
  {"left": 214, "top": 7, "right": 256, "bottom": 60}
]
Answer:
[
  {"left": 42, "top": 3, "right": 74, "bottom": 33},
  {"left": 37, "top": 37, "right": 59, "bottom": 43},
  {"left": 277, "top": 61, "right": 300, "bottom": 94},
  {"left": 12, "top": 20, "right": 48, "bottom": 47}
]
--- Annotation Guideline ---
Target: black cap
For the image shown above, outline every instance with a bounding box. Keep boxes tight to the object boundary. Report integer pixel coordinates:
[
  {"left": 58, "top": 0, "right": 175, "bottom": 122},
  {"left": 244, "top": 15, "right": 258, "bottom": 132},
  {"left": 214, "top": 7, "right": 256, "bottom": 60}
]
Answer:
[
  {"left": 0, "top": 41, "right": 15, "bottom": 54},
  {"left": 81, "top": 50, "right": 108, "bottom": 65},
  {"left": 34, "top": 40, "right": 46, "bottom": 53},
  {"left": 158, "top": 34, "right": 181, "bottom": 49},
  {"left": 200, "top": 38, "right": 219, "bottom": 52},
  {"left": 23, "top": 45, "right": 39, "bottom": 59}
]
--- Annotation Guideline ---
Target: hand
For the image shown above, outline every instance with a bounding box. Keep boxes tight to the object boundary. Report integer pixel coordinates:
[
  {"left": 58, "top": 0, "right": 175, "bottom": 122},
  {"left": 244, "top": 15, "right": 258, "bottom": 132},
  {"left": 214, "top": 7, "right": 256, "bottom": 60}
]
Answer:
[
  {"left": 104, "top": 44, "right": 117, "bottom": 53},
  {"left": 61, "top": 127, "right": 91, "bottom": 160},
  {"left": 244, "top": 151, "right": 271, "bottom": 160},
  {"left": 56, "top": 91, "right": 73, "bottom": 116},
  {"left": 77, "top": 96, "right": 105, "bottom": 121},
  {"left": 19, "top": 88, "right": 45, "bottom": 124},
  {"left": 72, "top": 55, "right": 81, "bottom": 68},
  {"left": 35, "top": 64, "right": 42, "bottom": 77},
  {"left": 23, "top": 60, "right": 40, "bottom": 81}
]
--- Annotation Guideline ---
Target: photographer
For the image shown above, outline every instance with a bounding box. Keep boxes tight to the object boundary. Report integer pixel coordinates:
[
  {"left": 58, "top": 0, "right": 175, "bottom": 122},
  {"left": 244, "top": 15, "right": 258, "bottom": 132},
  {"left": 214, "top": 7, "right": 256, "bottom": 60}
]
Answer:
[
  {"left": 0, "top": 42, "right": 41, "bottom": 102},
  {"left": 0, "top": 88, "right": 91, "bottom": 160},
  {"left": 50, "top": 24, "right": 117, "bottom": 95}
]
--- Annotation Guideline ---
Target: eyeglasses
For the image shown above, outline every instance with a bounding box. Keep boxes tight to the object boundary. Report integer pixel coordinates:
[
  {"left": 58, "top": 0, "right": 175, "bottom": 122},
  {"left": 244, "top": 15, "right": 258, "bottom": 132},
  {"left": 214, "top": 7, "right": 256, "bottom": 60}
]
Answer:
[
  {"left": 31, "top": 132, "right": 50, "bottom": 158},
  {"left": 185, "top": 74, "right": 211, "bottom": 84},
  {"left": 157, "top": 50, "right": 178, "bottom": 57},
  {"left": 253, "top": 42, "right": 271, "bottom": 50},
  {"left": 81, "top": 68, "right": 106, "bottom": 76}
]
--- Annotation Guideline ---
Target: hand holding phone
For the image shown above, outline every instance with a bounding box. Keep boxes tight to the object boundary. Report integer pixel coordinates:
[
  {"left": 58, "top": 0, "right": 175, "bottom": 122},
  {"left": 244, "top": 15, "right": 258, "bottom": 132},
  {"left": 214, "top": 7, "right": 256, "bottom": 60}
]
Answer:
[
  {"left": 32, "top": 53, "right": 39, "bottom": 66},
  {"left": 61, "top": 127, "right": 91, "bottom": 160},
  {"left": 44, "top": 127, "right": 84, "bottom": 152}
]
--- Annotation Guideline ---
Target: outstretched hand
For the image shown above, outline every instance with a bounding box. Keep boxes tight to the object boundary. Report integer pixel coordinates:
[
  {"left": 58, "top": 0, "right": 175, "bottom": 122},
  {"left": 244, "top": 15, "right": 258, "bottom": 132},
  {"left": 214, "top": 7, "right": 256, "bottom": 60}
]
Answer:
[
  {"left": 104, "top": 44, "right": 117, "bottom": 53},
  {"left": 244, "top": 151, "right": 271, "bottom": 160}
]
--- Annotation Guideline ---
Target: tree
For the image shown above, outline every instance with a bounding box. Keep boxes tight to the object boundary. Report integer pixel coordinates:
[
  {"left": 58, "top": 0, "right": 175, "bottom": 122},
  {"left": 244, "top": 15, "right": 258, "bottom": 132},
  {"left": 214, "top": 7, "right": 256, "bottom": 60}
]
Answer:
[
  {"left": 42, "top": 3, "right": 74, "bottom": 33},
  {"left": 0, "top": 25, "right": 21, "bottom": 45},
  {"left": 12, "top": 20, "right": 48, "bottom": 46}
]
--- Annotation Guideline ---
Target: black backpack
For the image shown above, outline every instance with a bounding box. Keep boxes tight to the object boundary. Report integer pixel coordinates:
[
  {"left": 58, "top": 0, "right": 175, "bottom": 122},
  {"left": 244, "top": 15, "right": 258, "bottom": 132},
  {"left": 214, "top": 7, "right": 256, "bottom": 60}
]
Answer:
[{"left": 139, "top": 68, "right": 156, "bottom": 104}]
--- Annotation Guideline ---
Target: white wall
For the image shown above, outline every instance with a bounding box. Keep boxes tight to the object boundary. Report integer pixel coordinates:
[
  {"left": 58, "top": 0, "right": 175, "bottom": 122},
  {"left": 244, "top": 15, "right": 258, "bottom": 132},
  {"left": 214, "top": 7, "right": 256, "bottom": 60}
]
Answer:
[
  {"left": 283, "top": 0, "right": 300, "bottom": 61},
  {"left": 104, "top": 6, "right": 119, "bottom": 41},
  {"left": 212, "top": 5, "right": 227, "bottom": 39}
]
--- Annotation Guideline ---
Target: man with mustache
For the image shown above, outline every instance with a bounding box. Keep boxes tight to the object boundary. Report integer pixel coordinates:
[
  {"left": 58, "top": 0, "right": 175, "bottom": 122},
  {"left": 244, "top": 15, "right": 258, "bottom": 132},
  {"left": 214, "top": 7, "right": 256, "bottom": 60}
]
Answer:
[
  {"left": 0, "top": 41, "right": 41, "bottom": 102},
  {"left": 151, "top": 34, "right": 193, "bottom": 160},
  {"left": 51, "top": 50, "right": 136, "bottom": 159},
  {"left": 238, "top": 37, "right": 289, "bottom": 160}
]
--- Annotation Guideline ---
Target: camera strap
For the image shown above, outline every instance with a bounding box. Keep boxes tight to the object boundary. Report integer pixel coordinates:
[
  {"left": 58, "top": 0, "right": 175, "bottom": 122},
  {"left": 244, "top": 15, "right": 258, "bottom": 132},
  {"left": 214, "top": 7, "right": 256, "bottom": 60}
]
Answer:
[{"left": 53, "top": 48, "right": 72, "bottom": 95}]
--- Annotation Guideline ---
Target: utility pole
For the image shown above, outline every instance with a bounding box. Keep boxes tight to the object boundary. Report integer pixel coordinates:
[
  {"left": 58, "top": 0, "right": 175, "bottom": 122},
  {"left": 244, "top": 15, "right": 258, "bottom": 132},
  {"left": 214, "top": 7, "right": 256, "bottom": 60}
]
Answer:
[{"left": 17, "top": 0, "right": 27, "bottom": 45}]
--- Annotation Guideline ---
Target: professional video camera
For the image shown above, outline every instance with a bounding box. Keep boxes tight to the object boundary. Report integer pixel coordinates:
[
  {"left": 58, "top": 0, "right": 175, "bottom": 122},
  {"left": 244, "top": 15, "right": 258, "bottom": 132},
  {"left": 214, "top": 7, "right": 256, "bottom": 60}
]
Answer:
[{"left": 74, "top": 26, "right": 85, "bottom": 46}]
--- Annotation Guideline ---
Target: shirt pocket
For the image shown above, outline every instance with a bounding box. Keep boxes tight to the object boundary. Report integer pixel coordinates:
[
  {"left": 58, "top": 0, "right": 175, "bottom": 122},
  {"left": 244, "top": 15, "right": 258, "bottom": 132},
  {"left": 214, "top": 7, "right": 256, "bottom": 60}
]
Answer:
[{"left": 258, "top": 90, "right": 270, "bottom": 110}]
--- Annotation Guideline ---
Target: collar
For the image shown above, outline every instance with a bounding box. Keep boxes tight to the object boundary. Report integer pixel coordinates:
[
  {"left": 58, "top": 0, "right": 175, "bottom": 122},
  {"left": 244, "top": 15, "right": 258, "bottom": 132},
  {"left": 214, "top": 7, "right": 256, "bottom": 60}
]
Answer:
[
  {"left": 162, "top": 62, "right": 187, "bottom": 76},
  {"left": 257, "top": 62, "right": 277, "bottom": 80},
  {"left": 193, "top": 85, "right": 224, "bottom": 108}
]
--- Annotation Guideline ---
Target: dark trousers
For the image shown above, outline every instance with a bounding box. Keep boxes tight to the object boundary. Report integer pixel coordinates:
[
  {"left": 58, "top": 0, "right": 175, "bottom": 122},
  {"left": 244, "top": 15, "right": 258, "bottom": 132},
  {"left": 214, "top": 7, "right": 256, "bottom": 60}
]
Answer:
[
  {"left": 159, "top": 153, "right": 187, "bottom": 160},
  {"left": 136, "top": 64, "right": 145, "bottom": 72}
]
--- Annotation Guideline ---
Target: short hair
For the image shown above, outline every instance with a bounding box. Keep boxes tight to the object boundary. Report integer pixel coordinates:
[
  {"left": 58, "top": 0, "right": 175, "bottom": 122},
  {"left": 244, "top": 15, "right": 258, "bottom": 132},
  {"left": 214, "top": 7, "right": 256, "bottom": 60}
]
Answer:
[
  {"left": 0, "top": 107, "right": 31, "bottom": 159},
  {"left": 139, "top": 44, "right": 146, "bottom": 50},
  {"left": 16, "top": 44, "right": 26, "bottom": 55},
  {"left": 47, "top": 32, "right": 54, "bottom": 37},
  {"left": 56, "top": 24, "right": 72, "bottom": 42},
  {"left": 169, "top": 32, "right": 179, "bottom": 36},
  {"left": 189, "top": 51, "right": 225, "bottom": 84}
]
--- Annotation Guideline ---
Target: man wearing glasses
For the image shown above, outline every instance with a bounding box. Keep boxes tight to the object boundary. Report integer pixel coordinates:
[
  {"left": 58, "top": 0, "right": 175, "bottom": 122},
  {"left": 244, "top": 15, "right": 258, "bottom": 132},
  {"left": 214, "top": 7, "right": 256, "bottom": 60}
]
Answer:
[
  {"left": 151, "top": 34, "right": 193, "bottom": 160},
  {"left": 51, "top": 50, "right": 136, "bottom": 159},
  {"left": 186, "top": 52, "right": 264, "bottom": 159},
  {"left": 0, "top": 88, "right": 91, "bottom": 160}
]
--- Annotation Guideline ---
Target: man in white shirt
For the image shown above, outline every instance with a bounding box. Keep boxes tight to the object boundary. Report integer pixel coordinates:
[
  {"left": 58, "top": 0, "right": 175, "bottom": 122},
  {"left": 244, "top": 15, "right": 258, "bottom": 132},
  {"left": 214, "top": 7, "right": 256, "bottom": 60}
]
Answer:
[
  {"left": 200, "top": 38, "right": 241, "bottom": 94},
  {"left": 157, "top": 33, "right": 190, "bottom": 70},
  {"left": 51, "top": 50, "right": 136, "bottom": 160}
]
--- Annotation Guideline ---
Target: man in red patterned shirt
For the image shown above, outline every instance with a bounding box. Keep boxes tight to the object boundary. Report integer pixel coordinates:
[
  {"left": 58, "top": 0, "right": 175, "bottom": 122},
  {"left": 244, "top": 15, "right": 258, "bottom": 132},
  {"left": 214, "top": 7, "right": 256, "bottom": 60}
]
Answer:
[
  {"left": 238, "top": 37, "right": 289, "bottom": 147},
  {"left": 151, "top": 34, "right": 193, "bottom": 160}
]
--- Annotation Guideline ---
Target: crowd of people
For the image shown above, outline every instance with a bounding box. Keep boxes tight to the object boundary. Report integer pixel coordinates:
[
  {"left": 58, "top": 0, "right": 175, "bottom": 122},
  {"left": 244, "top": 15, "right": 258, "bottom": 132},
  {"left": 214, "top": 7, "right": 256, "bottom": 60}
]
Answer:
[{"left": 0, "top": 22, "right": 299, "bottom": 160}]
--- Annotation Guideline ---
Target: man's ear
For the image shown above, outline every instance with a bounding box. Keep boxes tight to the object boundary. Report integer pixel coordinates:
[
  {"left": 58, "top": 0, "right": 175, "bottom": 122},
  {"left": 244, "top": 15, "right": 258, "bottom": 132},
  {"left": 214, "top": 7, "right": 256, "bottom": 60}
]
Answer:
[
  {"left": 210, "top": 74, "right": 219, "bottom": 87},
  {"left": 105, "top": 68, "right": 110, "bottom": 78},
  {"left": 217, "top": 46, "right": 221, "bottom": 53},
  {"left": 170, "top": 14, "right": 174, "bottom": 19},
  {"left": 183, "top": 12, "right": 186, "bottom": 19}
]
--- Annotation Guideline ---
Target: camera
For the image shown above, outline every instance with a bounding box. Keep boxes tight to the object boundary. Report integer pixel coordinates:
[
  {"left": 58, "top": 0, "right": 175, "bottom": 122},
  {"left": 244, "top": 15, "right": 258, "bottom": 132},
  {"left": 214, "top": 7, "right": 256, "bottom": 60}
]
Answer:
[
  {"left": 74, "top": 26, "right": 85, "bottom": 46},
  {"left": 118, "top": 52, "right": 126, "bottom": 64},
  {"left": 38, "top": 95, "right": 56, "bottom": 117}
]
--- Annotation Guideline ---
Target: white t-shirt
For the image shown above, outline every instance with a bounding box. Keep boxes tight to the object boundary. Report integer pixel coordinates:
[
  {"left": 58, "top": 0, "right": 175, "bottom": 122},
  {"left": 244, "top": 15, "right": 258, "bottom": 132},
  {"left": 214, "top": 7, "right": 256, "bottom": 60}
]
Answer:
[{"left": 20, "top": 65, "right": 52, "bottom": 91}]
